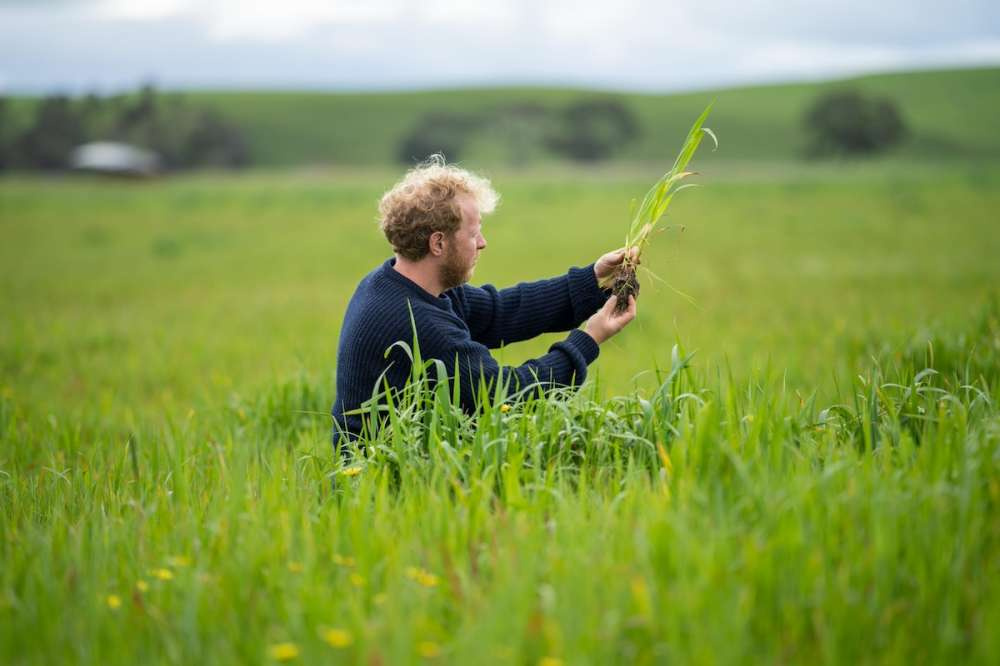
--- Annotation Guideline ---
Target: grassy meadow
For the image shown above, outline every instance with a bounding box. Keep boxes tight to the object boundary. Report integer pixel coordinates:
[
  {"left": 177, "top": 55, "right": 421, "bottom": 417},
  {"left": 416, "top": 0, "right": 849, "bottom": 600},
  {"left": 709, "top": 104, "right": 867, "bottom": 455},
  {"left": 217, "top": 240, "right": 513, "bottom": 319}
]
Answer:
[
  {"left": 186, "top": 67, "right": 1000, "bottom": 166},
  {"left": 3, "top": 71, "right": 1000, "bottom": 663},
  {"left": 2, "top": 159, "right": 998, "bottom": 413}
]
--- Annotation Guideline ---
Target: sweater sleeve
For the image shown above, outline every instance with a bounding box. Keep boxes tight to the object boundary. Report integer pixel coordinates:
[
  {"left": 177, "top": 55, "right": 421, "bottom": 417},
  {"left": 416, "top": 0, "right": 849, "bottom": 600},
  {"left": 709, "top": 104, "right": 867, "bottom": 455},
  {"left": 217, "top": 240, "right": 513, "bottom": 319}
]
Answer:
[
  {"left": 457, "top": 263, "right": 610, "bottom": 349},
  {"left": 437, "top": 327, "right": 600, "bottom": 411}
]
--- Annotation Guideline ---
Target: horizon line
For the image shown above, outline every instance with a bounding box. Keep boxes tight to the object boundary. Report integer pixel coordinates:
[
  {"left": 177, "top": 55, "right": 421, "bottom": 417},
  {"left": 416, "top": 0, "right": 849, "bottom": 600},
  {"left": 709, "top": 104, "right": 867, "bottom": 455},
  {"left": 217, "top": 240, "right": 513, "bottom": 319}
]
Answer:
[{"left": 3, "top": 62, "right": 997, "bottom": 98}]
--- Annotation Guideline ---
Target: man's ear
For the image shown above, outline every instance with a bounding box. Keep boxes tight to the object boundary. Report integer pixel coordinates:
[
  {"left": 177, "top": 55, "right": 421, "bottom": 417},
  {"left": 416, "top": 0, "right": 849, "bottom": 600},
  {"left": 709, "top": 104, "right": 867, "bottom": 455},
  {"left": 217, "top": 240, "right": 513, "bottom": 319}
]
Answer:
[{"left": 429, "top": 231, "right": 446, "bottom": 257}]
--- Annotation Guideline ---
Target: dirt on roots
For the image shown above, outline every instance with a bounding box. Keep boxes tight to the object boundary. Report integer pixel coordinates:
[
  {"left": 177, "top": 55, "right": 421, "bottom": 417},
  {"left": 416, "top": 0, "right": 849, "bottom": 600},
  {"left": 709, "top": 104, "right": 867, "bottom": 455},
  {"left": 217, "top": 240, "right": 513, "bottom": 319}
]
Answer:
[{"left": 610, "top": 263, "right": 639, "bottom": 314}]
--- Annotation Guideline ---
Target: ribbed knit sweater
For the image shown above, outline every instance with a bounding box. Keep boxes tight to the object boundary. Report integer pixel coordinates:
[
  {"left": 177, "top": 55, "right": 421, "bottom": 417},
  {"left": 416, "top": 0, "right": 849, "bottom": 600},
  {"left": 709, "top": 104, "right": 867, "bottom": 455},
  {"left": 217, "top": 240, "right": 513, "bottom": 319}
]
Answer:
[{"left": 331, "top": 258, "right": 610, "bottom": 442}]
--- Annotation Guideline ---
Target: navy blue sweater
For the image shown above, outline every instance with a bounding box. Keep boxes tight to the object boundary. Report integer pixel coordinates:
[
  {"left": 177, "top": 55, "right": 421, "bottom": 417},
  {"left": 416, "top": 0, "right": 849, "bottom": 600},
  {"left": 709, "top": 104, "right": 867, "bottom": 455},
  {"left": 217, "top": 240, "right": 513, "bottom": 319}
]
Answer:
[{"left": 331, "top": 258, "right": 609, "bottom": 441}]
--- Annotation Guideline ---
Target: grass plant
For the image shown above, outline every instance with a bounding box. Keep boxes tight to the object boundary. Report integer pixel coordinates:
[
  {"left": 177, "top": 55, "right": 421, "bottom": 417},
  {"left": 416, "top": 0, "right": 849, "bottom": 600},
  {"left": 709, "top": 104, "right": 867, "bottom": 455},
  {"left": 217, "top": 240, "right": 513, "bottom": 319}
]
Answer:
[
  {"left": 2, "top": 304, "right": 999, "bottom": 664},
  {"left": 604, "top": 103, "right": 716, "bottom": 312},
  {"left": 2, "top": 164, "right": 999, "bottom": 663}
]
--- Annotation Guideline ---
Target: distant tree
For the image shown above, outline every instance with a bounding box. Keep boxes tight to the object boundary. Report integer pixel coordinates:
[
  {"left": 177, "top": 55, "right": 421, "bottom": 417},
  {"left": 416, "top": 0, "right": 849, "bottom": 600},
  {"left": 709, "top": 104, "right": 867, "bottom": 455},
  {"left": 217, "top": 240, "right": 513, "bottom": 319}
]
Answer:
[
  {"left": 181, "top": 110, "right": 250, "bottom": 168},
  {"left": 0, "top": 97, "right": 10, "bottom": 171},
  {"left": 14, "top": 95, "right": 86, "bottom": 169},
  {"left": 397, "top": 112, "right": 481, "bottom": 164},
  {"left": 5, "top": 86, "right": 251, "bottom": 172},
  {"left": 111, "top": 85, "right": 181, "bottom": 166},
  {"left": 77, "top": 92, "right": 112, "bottom": 140},
  {"left": 546, "top": 98, "right": 639, "bottom": 161},
  {"left": 804, "top": 90, "right": 907, "bottom": 157},
  {"left": 114, "top": 84, "right": 159, "bottom": 137},
  {"left": 488, "top": 102, "right": 554, "bottom": 165}
]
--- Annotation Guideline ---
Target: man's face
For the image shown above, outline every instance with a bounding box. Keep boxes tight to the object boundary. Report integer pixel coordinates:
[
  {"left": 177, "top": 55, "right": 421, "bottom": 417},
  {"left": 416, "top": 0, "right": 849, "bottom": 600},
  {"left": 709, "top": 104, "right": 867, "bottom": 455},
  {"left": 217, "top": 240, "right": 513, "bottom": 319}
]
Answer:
[{"left": 440, "top": 193, "right": 487, "bottom": 290}]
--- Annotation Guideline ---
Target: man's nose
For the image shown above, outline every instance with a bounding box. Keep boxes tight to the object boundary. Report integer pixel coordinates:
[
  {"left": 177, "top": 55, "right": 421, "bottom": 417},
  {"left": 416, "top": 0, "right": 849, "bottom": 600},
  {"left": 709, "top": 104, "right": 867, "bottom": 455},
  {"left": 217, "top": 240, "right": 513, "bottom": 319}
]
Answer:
[{"left": 477, "top": 234, "right": 487, "bottom": 250}]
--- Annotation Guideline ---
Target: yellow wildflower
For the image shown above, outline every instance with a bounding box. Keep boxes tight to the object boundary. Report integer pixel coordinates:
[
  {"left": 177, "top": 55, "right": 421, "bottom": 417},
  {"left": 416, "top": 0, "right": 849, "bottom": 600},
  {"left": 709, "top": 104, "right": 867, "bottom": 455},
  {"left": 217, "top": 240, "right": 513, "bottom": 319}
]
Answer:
[
  {"left": 349, "top": 572, "right": 365, "bottom": 588},
  {"left": 656, "top": 442, "right": 672, "bottom": 475},
  {"left": 630, "top": 576, "right": 653, "bottom": 622},
  {"left": 416, "top": 641, "right": 441, "bottom": 658},
  {"left": 321, "top": 627, "right": 354, "bottom": 648},
  {"left": 500, "top": 404, "right": 511, "bottom": 413},
  {"left": 539, "top": 658, "right": 563, "bottom": 666},
  {"left": 287, "top": 561, "right": 304, "bottom": 573},
  {"left": 135, "top": 580, "right": 149, "bottom": 592},
  {"left": 340, "top": 466, "right": 363, "bottom": 477},
  {"left": 268, "top": 642, "right": 300, "bottom": 661},
  {"left": 332, "top": 553, "right": 355, "bottom": 567},
  {"left": 106, "top": 594, "right": 122, "bottom": 609},
  {"left": 151, "top": 568, "right": 174, "bottom": 581},
  {"left": 405, "top": 566, "right": 439, "bottom": 588}
]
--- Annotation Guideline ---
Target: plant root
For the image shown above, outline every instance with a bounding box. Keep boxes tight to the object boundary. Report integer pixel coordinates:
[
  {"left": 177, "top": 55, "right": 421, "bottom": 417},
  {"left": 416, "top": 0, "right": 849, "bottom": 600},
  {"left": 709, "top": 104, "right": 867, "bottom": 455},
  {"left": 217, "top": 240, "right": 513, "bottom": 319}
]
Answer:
[{"left": 610, "top": 263, "right": 639, "bottom": 314}]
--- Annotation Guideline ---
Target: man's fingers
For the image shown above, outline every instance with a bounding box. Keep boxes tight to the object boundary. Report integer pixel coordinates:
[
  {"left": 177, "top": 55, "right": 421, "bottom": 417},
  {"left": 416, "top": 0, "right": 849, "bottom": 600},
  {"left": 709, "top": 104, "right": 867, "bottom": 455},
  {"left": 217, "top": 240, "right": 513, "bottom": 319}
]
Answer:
[
  {"left": 608, "top": 247, "right": 639, "bottom": 264},
  {"left": 603, "top": 249, "right": 626, "bottom": 266}
]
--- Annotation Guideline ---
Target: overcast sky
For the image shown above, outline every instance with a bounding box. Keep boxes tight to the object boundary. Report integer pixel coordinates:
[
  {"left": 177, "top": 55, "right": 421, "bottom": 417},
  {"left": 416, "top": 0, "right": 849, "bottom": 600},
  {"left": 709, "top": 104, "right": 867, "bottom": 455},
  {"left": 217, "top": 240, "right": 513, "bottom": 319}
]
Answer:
[{"left": 2, "top": 0, "right": 999, "bottom": 93}]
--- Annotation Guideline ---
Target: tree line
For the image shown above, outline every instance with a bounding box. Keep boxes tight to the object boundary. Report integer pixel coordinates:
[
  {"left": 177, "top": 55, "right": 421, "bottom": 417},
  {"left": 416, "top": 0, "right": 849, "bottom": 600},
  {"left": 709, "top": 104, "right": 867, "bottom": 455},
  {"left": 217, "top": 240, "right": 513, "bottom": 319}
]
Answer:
[
  {"left": 396, "top": 90, "right": 907, "bottom": 165},
  {"left": 0, "top": 85, "right": 250, "bottom": 172},
  {"left": 0, "top": 87, "right": 907, "bottom": 172},
  {"left": 397, "top": 98, "right": 641, "bottom": 165}
]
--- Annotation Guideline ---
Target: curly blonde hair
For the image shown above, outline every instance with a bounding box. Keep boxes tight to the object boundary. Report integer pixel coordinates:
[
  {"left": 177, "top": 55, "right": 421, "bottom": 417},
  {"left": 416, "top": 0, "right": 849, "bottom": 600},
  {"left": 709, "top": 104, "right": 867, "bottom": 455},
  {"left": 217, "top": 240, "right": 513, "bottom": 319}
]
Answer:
[{"left": 378, "top": 155, "right": 499, "bottom": 261}]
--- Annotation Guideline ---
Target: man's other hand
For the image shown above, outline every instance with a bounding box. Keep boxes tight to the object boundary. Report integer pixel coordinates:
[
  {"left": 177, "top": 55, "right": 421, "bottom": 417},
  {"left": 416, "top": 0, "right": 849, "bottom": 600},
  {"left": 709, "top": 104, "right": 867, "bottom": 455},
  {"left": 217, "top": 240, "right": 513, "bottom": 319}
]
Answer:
[
  {"left": 584, "top": 294, "right": 637, "bottom": 344},
  {"left": 594, "top": 247, "right": 640, "bottom": 282}
]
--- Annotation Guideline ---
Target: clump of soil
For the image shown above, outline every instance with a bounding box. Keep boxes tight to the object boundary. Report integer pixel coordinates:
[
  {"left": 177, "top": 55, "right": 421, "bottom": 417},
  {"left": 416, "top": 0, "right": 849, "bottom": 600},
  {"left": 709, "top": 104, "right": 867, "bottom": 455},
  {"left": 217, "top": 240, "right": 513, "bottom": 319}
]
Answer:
[{"left": 609, "top": 261, "right": 639, "bottom": 314}]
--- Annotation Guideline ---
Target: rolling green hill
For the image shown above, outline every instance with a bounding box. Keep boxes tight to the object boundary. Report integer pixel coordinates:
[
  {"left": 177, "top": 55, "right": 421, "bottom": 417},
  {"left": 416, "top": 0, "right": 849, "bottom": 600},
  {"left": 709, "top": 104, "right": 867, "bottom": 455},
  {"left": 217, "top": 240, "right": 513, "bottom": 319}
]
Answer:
[
  {"left": 185, "top": 67, "right": 1000, "bottom": 166},
  {"left": 5, "top": 67, "right": 999, "bottom": 167}
]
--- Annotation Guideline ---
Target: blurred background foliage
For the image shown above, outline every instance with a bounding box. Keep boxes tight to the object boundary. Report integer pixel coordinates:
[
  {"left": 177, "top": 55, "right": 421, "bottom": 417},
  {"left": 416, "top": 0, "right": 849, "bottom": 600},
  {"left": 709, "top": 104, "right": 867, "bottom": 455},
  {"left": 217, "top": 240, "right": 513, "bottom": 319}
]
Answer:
[
  {"left": 0, "top": 85, "right": 249, "bottom": 171},
  {"left": 2, "top": 67, "right": 998, "bottom": 172}
]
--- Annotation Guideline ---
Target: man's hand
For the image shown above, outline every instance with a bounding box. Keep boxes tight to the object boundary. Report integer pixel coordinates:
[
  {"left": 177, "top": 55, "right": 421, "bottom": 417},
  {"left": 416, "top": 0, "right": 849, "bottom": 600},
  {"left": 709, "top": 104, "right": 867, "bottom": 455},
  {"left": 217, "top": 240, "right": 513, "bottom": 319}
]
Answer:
[
  {"left": 584, "top": 294, "right": 637, "bottom": 344},
  {"left": 594, "top": 247, "right": 640, "bottom": 283}
]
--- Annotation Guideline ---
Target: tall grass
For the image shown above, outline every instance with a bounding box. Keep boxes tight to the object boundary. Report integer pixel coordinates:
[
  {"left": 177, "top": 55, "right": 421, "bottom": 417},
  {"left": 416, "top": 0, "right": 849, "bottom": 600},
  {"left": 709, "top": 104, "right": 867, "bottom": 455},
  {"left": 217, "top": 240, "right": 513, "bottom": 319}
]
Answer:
[
  {"left": 2, "top": 165, "right": 999, "bottom": 663},
  {"left": 2, "top": 302, "right": 999, "bottom": 664}
]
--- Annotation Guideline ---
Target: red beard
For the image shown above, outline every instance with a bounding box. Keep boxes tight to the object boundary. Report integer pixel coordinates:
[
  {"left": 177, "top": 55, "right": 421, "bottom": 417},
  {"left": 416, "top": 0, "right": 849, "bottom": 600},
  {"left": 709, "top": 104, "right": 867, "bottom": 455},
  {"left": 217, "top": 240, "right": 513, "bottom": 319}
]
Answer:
[{"left": 440, "top": 245, "right": 474, "bottom": 291}]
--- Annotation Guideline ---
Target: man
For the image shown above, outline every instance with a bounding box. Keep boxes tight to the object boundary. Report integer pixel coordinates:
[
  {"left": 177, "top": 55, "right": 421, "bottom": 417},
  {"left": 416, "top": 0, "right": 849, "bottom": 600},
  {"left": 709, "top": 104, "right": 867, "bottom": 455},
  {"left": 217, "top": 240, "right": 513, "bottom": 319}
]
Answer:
[{"left": 332, "top": 156, "right": 637, "bottom": 444}]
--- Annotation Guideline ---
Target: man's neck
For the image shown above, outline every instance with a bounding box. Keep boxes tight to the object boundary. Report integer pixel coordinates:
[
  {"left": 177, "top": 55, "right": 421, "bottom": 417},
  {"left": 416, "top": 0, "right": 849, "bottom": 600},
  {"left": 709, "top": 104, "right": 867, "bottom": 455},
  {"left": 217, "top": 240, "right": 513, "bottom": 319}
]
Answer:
[{"left": 392, "top": 255, "right": 445, "bottom": 297}]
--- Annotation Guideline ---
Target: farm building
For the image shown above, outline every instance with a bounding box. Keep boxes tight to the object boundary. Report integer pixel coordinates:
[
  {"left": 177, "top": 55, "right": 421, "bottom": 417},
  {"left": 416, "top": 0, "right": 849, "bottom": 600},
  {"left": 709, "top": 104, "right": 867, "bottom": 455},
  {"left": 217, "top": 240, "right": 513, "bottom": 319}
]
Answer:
[{"left": 70, "top": 141, "right": 161, "bottom": 176}]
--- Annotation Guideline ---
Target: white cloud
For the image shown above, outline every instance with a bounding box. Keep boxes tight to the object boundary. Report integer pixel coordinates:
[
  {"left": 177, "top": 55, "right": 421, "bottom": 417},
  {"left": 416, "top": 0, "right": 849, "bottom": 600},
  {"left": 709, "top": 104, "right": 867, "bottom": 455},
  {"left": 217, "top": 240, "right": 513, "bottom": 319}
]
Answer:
[
  {"left": 92, "top": 0, "right": 520, "bottom": 41},
  {"left": 945, "top": 39, "right": 1000, "bottom": 61},
  {"left": 95, "top": 0, "right": 194, "bottom": 21},
  {"left": 1, "top": 0, "right": 998, "bottom": 92},
  {"left": 94, "top": 0, "right": 402, "bottom": 41},
  {"left": 725, "top": 38, "right": 1000, "bottom": 83},
  {"left": 419, "top": 0, "right": 518, "bottom": 25}
]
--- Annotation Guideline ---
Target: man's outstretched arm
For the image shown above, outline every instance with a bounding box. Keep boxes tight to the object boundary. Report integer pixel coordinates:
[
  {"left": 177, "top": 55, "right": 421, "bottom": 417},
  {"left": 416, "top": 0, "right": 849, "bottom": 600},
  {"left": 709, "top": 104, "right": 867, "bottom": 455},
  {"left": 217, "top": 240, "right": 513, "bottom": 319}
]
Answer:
[
  {"left": 444, "top": 293, "right": 637, "bottom": 412},
  {"left": 458, "top": 249, "right": 634, "bottom": 349}
]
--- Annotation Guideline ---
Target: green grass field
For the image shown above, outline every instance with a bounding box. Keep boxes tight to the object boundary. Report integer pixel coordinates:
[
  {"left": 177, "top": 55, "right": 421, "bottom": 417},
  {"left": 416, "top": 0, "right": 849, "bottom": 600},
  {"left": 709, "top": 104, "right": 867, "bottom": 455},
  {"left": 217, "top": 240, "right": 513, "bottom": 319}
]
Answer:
[
  {"left": 3, "top": 65, "right": 1000, "bottom": 663},
  {"left": 2, "top": 155, "right": 1000, "bottom": 664},
  {"left": 2, "top": 159, "right": 998, "bottom": 413}
]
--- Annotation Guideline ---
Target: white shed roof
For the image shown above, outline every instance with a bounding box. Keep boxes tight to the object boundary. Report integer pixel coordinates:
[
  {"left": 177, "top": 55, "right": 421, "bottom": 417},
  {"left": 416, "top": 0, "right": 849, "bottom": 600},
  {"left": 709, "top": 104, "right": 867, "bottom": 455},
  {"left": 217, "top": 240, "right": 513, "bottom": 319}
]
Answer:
[{"left": 71, "top": 142, "right": 161, "bottom": 175}]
